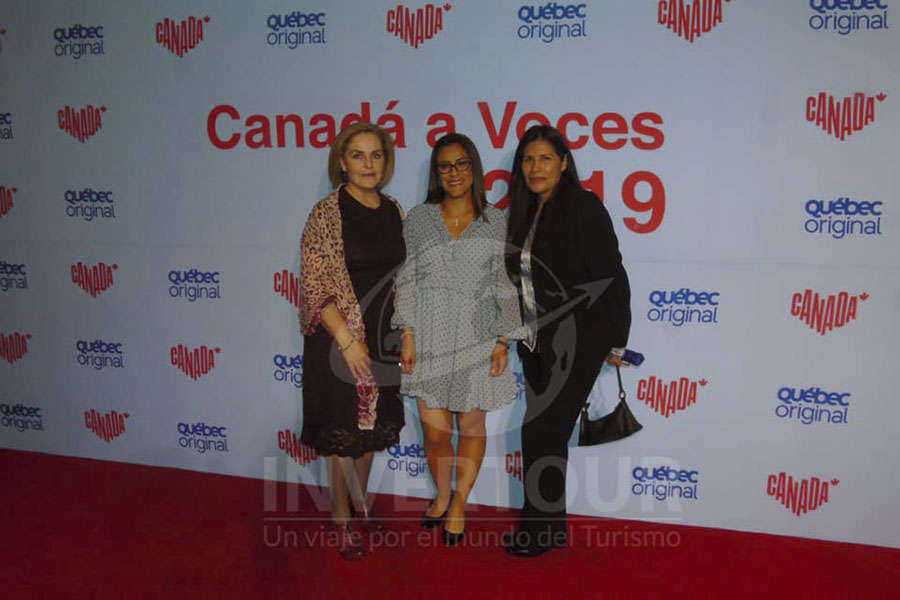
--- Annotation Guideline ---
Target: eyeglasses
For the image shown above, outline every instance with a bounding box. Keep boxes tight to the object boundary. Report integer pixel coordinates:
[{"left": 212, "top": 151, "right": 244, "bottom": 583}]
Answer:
[{"left": 436, "top": 158, "right": 472, "bottom": 174}]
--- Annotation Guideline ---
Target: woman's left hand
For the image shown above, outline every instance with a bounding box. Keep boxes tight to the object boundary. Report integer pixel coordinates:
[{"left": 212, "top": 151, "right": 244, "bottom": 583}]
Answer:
[
  {"left": 605, "top": 354, "right": 624, "bottom": 367},
  {"left": 490, "top": 343, "right": 508, "bottom": 377}
]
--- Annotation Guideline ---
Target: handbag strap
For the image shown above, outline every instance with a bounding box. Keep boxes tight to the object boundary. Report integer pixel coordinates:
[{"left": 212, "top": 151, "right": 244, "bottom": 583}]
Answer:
[{"left": 616, "top": 365, "right": 626, "bottom": 401}]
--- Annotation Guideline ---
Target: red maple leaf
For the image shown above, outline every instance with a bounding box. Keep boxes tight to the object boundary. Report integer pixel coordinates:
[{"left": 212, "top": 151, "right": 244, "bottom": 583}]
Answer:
[
  {"left": 0, "top": 29, "right": 6, "bottom": 35},
  {"left": 444, "top": 3, "right": 452, "bottom": 10},
  {"left": 831, "top": 478, "right": 840, "bottom": 486},
  {"left": 860, "top": 293, "right": 869, "bottom": 301},
  {"left": 876, "top": 93, "right": 886, "bottom": 101},
  {"left": 699, "top": 379, "right": 708, "bottom": 386},
  {"left": 204, "top": 16, "right": 210, "bottom": 22}
]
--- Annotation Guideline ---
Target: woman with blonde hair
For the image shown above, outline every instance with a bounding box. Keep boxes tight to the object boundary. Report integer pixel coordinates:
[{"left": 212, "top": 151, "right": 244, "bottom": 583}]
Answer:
[{"left": 299, "top": 122, "right": 406, "bottom": 561}]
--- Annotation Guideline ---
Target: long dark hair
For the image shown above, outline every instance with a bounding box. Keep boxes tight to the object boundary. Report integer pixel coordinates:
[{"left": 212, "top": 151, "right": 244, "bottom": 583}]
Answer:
[
  {"left": 505, "top": 125, "right": 582, "bottom": 281},
  {"left": 425, "top": 133, "right": 488, "bottom": 221}
]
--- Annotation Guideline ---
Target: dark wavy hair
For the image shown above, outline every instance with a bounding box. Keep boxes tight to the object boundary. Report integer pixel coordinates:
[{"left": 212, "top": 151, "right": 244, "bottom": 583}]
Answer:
[
  {"left": 425, "top": 133, "right": 488, "bottom": 221},
  {"left": 505, "top": 125, "right": 582, "bottom": 281}
]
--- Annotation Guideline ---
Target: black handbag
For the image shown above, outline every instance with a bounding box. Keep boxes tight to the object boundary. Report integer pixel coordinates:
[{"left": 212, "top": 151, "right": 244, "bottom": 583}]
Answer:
[{"left": 578, "top": 365, "right": 643, "bottom": 446}]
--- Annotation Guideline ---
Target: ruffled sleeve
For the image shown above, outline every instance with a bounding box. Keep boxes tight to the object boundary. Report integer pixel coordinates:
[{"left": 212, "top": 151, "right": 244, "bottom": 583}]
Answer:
[
  {"left": 299, "top": 202, "right": 338, "bottom": 335},
  {"left": 391, "top": 211, "right": 417, "bottom": 332}
]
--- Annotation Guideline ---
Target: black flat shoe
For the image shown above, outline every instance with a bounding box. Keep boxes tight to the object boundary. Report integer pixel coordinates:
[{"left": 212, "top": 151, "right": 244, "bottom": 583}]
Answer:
[
  {"left": 504, "top": 540, "right": 552, "bottom": 558},
  {"left": 442, "top": 527, "right": 465, "bottom": 547},
  {"left": 421, "top": 506, "right": 448, "bottom": 529}
]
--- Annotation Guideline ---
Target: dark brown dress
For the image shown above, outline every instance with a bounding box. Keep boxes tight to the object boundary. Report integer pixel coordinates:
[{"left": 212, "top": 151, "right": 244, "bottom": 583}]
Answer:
[{"left": 300, "top": 188, "right": 405, "bottom": 457}]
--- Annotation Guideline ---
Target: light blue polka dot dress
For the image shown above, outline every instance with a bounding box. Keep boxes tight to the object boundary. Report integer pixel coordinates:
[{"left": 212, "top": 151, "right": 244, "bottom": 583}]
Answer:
[{"left": 392, "top": 203, "right": 524, "bottom": 412}]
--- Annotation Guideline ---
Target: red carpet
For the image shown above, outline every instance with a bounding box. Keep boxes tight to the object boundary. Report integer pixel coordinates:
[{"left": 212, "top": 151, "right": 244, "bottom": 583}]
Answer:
[{"left": 1, "top": 449, "right": 897, "bottom": 599}]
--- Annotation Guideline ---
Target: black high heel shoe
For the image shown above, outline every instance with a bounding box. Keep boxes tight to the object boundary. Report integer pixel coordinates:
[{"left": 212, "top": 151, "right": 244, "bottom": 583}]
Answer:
[
  {"left": 441, "top": 526, "right": 465, "bottom": 547},
  {"left": 421, "top": 504, "right": 448, "bottom": 529}
]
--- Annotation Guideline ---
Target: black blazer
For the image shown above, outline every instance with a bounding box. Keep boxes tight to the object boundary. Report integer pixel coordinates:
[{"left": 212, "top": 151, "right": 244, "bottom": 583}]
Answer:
[{"left": 513, "top": 185, "right": 631, "bottom": 360}]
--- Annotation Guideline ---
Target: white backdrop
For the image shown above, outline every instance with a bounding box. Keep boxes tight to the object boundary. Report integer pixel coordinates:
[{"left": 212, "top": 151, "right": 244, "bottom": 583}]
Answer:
[{"left": 1, "top": 0, "right": 899, "bottom": 548}]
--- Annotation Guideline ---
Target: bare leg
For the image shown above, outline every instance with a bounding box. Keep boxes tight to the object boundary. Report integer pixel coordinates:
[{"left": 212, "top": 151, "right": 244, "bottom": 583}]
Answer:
[
  {"left": 327, "top": 456, "right": 352, "bottom": 525},
  {"left": 445, "top": 409, "right": 487, "bottom": 534},
  {"left": 418, "top": 399, "right": 454, "bottom": 517},
  {"left": 352, "top": 451, "right": 374, "bottom": 514}
]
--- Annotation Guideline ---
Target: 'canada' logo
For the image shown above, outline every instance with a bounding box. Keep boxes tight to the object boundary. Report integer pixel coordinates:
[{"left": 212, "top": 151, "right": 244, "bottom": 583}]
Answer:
[
  {"left": 170, "top": 344, "right": 220, "bottom": 380},
  {"left": 657, "top": 0, "right": 732, "bottom": 43},
  {"left": 0, "top": 332, "right": 31, "bottom": 364},
  {"left": 71, "top": 262, "right": 117, "bottom": 297},
  {"left": 767, "top": 472, "right": 838, "bottom": 516},
  {"left": 637, "top": 376, "right": 708, "bottom": 418},
  {"left": 0, "top": 185, "right": 17, "bottom": 218},
  {"left": 278, "top": 428, "right": 319, "bottom": 466},
  {"left": 386, "top": 3, "right": 450, "bottom": 49},
  {"left": 790, "top": 289, "right": 867, "bottom": 335},
  {"left": 274, "top": 269, "right": 301, "bottom": 309},
  {"left": 806, "top": 91, "right": 885, "bottom": 141},
  {"left": 58, "top": 105, "right": 106, "bottom": 143},
  {"left": 85, "top": 409, "right": 128, "bottom": 442},
  {"left": 155, "top": 16, "right": 209, "bottom": 57}
]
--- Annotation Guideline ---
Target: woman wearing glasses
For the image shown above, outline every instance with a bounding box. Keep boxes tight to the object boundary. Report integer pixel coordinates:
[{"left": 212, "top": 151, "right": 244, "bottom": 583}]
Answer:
[{"left": 393, "top": 133, "right": 522, "bottom": 547}]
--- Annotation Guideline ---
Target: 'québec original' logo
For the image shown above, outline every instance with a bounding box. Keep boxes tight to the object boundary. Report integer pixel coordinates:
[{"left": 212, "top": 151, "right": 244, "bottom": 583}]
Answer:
[
  {"left": 170, "top": 344, "right": 220, "bottom": 380},
  {"left": 657, "top": 0, "right": 732, "bottom": 43},
  {"left": 506, "top": 450, "right": 523, "bottom": 481},
  {"left": 65, "top": 188, "right": 116, "bottom": 222},
  {"left": 58, "top": 105, "right": 106, "bottom": 143},
  {"left": 84, "top": 409, "right": 128, "bottom": 443},
  {"left": 71, "top": 262, "right": 117, "bottom": 297},
  {"left": 273, "top": 269, "right": 301, "bottom": 309},
  {"left": 0, "top": 261, "right": 27, "bottom": 291},
  {"left": 0, "top": 112, "right": 13, "bottom": 140},
  {"left": 632, "top": 465, "right": 700, "bottom": 501},
  {"left": 266, "top": 11, "right": 326, "bottom": 48},
  {"left": 76, "top": 339, "right": 125, "bottom": 371},
  {"left": 155, "top": 16, "right": 209, "bottom": 57},
  {"left": 775, "top": 386, "right": 850, "bottom": 426},
  {"left": 804, "top": 197, "right": 883, "bottom": 239},
  {"left": 0, "top": 403, "right": 43, "bottom": 432},
  {"left": 168, "top": 268, "right": 221, "bottom": 302},
  {"left": 809, "top": 0, "right": 889, "bottom": 35},
  {"left": 0, "top": 332, "right": 31, "bottom": 365},
  {"left": 0, "top": 185, "right": 16, "bottom": 217},
  {"left": 806, "top": 91, "right": 885, "bottom": 141},
  {"left": 637, "top": 376, "right": 708, "bottom": 418},
  {"left": 767, "top": 472, "right": 838, "bottom": 516},
  {"left": 790, "top": 289, "right": 867, "bottom": 335},
  {"left": 647, "top": 287, "right": 720, "bottom": 326},
  {"left": 386, "top": 3, "right": 450, "bottom": 49},
  {"left": 53, "top": 24, "right": 105, "bottom": 59},
  {"left": 517, "top": 3, "right": 587, "bottom": 43},
  {"left": 273, "top": 353, "right": 302, "bottom": 388},
  {"left": 278, "top": 429, "right": 319, "bottom": 466},
  {"left": 387, "top": 443, "right": 428, "bottom": 477},
  {"left": 178, "top": 421, "right": 229, "bottom": 454}
]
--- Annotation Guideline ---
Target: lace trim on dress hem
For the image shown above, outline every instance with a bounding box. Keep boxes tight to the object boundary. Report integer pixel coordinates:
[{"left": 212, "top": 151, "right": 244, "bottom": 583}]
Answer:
[{"left": 302, "top": 423, "right": 402, "bottom": 458}]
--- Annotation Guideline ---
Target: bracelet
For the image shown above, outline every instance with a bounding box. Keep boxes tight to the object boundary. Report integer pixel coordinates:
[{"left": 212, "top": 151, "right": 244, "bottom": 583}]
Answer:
[
  {"left": 495, "top": 338, "right": 510, "bottom": 349},
  {"left": 338, "top": 338, "right": 354, "bottom": 352}
]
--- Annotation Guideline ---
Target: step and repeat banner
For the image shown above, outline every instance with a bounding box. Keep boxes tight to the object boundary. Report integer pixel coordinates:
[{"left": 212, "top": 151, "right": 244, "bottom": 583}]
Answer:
[{"left": 2, "top": 1, "right": 899, "bottom": 548}]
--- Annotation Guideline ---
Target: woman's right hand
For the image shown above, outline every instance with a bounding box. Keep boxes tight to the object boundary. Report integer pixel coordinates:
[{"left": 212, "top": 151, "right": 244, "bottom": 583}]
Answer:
[
  {"left": 341, "top": 339, "right": 372, "bottom": 381},
  {"left": 400, "top": 333, "right": 416, "bottom": 374}
]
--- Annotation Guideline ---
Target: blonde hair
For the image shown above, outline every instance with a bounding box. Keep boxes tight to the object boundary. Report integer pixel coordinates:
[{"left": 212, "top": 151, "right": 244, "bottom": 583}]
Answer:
[{"left": 328, "top": 122, "right": 396, "bottom": 189}]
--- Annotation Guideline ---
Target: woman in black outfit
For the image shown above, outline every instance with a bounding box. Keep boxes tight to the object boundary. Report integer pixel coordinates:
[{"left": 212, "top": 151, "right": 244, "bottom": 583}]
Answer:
[{"left": 504, "top": 125, "right": 631, "bottom": 558}]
